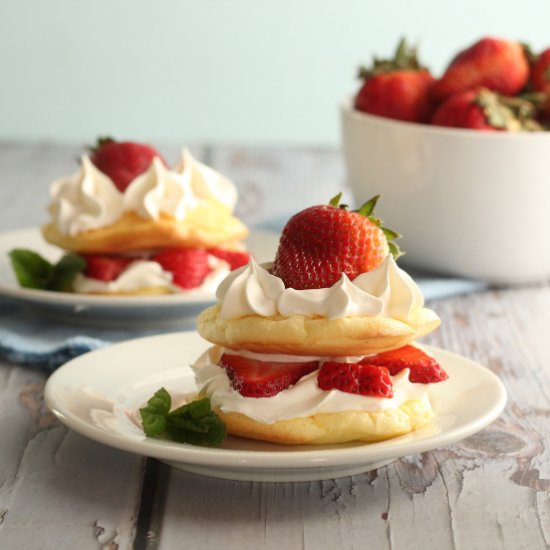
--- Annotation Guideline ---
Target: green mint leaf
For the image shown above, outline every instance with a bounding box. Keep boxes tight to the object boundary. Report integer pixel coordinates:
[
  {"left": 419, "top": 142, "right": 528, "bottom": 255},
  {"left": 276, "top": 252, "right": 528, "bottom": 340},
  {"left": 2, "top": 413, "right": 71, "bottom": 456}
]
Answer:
[
  {"left": 170, "top": 397, "right": 212, "bottom": 420},
  {"left": 9, "top": 249, "right": 54, "bottom": 289},
  {"left": 9, "top": 249, "right": 85, "bottom": 291},
  {"left": 49, "top": 253, "right": 86, "bottom": 291},
  {"left": 166, "top": 412, "right": 226, "bottom": 447},
  {"left": 140, "top": 387, "right": 172, "bottom": 437},
  {"left": 140, "top": 392, "right": 226, "bottom": 448}
]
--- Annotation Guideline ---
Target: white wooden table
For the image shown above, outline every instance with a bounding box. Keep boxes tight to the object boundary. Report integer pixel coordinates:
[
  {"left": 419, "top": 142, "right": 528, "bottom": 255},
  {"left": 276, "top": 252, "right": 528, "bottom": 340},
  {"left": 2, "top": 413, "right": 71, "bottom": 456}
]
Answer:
[{"left": 0, "top": 143, "right": 549, "bottom": 550}]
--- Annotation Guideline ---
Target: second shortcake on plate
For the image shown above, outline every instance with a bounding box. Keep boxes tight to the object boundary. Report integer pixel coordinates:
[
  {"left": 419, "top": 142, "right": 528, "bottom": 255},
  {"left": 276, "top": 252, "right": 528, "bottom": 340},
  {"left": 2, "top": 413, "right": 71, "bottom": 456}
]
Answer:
[
  {"left": 40, "top": 139, "right": 249, "bottom": 295},
  {"left": 193, "top": 194, "right": 448, "bottom": 445}
]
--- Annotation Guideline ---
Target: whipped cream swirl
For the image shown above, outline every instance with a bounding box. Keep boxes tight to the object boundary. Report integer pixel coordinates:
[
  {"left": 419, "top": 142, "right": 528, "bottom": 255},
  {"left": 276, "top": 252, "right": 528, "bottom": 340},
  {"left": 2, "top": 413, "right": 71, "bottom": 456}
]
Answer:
[
  {"left": 49, "top": 149, "right": 239, "bottom": 236},
  {"left": 216, "top": 255, "right": 424, "bottom": 322},
  {"left": 216, "top": 259, "right": 285, "bottom": 318},
  {"left": 175, "top": 149, "right": 237, "bottom": 211},
  {"left": 123, "top": 157, "right": 197, "bottom": 221},
  {"left": 49, "top": 156, "right": 124, "bottom": 236}
]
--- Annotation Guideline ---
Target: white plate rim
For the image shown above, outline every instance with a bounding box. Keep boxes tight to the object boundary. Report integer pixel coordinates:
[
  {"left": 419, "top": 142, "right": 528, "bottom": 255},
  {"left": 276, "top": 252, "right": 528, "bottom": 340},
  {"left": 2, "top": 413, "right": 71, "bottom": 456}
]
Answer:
[{"left": 44, "top": 332, "right": 508, "bottom": 470}]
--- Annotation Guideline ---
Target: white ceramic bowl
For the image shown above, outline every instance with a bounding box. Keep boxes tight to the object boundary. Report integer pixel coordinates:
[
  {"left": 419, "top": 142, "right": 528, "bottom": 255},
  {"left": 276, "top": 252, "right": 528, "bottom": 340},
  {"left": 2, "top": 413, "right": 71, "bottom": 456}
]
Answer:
[{"left": 341, "top": 99, "right": 550, "bottom": 284}]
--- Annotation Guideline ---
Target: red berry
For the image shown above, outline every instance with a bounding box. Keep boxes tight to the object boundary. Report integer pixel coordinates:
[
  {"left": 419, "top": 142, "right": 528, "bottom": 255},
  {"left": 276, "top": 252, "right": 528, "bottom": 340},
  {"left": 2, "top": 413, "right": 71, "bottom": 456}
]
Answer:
[
  {"left": 364, "top": 345, "right": 448, "bottom": 384},
  {"left": 430, "top": 88, "right": 499, "bottom": 130},
  {"left": 219, "top": 354, "right": 319, "bottom": 398},
  {"left": 207, "top": 248, "right": 251, "bottom": 271},
  {"left": 272, "top": 195, "right": 399, "bottom": 290},
  {"left": 83, "top": 255, "right": 133, "bottom": 282},
  {"left": 429, "top": 87, "right": 534, "bottom": 131},
  {"left": 355, "top": 38, "right": 435, "bottom": 123},
  {"left": 432, "top": 37, "right": 529, "bottom": 102},
  {"left": 90, "top": 138, "right": 167, "bottom": 192},
  {"left": 317, "top": 361, "right": 393, "bottom": 397},
  {"left": 529, "top": 48, "right": 550, "bottom": 121},
  {"left": 356, "top": 70, "right": 435, "bottom": 123},
  {"left": 152, "top": 248, "right": 211, "bottom": 289},
  {"left": 531, "top": 48, "right": 550, "bottom": 93}
]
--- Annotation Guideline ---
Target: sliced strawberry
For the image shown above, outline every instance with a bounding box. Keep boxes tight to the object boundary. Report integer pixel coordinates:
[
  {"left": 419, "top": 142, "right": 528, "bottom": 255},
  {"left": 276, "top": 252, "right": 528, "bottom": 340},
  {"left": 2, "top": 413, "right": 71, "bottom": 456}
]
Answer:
[
  {"left": 219, "top": 354, "right": 319, "bottom": 398},
  {"left": 83, "top": 255, "right": 133, "bottom": 282},
  {"left": 90, "top": 138, "right": 167, "bottom": 192},
  {"left": 364, "top": 345, "right": 448, "bottom": 384},
  {"left": 317, "top": 361, "right": 393, "bottom": 397},
  {"left": 152, "top": 248, "right": 211, "bottom": 289},
  {"left": 207, "top": 248, "right": 251, "bottom": 271}
]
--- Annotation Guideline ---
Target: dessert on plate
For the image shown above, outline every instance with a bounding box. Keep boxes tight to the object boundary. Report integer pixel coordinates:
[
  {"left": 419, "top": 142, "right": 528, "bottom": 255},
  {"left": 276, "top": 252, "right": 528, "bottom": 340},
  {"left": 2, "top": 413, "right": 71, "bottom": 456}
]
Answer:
[
  {"left": 11, "top": 138, "right": 250, "bottom": 295},
  {"left": 192, "top": 194, "right": 448, "bottom": 445}
]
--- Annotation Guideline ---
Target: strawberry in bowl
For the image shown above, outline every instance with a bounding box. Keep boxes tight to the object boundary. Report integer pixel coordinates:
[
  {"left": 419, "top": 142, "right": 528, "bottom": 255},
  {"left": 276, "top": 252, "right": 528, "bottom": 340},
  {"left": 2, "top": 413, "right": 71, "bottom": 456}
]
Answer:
[
  {"left": 10, "top": 138, "right": 250, "bottom": 295},
  {"left": 355, "top": 38, "right": 435, "bottom": 124},
  {"left": 192, "top": 195, "right": 445, "bottom": 445},
  {"left": 342, "top": 37, "right": 550, "bottom": 283}
]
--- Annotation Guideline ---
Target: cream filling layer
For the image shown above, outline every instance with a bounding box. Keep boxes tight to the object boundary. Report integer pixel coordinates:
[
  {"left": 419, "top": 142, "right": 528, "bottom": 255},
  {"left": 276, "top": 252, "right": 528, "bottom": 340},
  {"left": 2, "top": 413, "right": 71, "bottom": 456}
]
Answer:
[
  {"left": 72, "top": 255, "right": 230, "bottom": 294},
  {"left": 192, "top": 347, "right": 431, "bottom": 424}
]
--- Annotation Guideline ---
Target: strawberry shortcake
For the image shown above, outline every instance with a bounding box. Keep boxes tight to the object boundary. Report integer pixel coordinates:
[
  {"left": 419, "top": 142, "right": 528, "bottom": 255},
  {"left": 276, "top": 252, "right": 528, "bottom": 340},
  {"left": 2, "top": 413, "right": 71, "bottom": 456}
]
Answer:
[
  {"left": 32, "top": 138, "right": 250, "bottom": 295},
  {"left": 193, "top": 195, "right": 447, "bottom": 445}
]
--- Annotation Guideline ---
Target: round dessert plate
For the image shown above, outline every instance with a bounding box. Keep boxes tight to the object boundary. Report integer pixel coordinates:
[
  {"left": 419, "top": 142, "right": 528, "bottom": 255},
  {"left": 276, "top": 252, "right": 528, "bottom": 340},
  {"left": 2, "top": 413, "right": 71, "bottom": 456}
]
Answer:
[
  {"left": 0, "top": 228, "right": 278, "bottom": 326},
  {"left": 45, "top": 332, "right": 507, "bottom": 482}
]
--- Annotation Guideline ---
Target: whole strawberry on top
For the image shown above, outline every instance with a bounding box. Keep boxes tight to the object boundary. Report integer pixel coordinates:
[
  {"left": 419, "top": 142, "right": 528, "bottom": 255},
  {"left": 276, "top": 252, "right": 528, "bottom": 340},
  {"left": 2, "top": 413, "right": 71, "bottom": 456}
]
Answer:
[
  {"left": 272, "top": 193, "right": 401, "bottom": 290},
  {"left": 90, "top": 137, "right": 168, "bottom": 192},
  {"left": 431, "top": 37, "right": 529, "bottom": 102},
  {"left": 355, "top": 38, "right": 435, "bottom": 123}
]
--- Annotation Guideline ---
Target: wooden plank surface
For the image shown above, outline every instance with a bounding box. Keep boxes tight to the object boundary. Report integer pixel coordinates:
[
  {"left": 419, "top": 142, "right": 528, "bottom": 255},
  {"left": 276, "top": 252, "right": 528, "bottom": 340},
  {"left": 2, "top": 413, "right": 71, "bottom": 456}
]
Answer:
[
  {"left": 0, "top": 364, "right": 146, "bottom": 549},
  {"left": 0, "top": 142, "right": 549, "bottom": 550}
]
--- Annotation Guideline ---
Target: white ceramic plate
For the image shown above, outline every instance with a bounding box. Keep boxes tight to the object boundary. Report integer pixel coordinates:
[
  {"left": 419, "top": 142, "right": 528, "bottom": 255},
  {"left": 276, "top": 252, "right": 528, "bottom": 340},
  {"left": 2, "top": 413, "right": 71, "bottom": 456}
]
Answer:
[
  {"left": 44, "top": 332, "right": 507, "bottom": 482},
  {"left": 0, "top": 228, "right": 278, "bottom": 326}
]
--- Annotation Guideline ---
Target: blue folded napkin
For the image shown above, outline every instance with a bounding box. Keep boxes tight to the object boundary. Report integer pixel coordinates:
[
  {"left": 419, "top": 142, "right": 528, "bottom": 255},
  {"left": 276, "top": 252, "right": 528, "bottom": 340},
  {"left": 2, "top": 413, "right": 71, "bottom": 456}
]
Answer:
[
  {"left": 0, "top": 269, "right": 486, "bottom": 371},
  {"left": 0, "top": 297, "right": 196, "bottom": 371}
]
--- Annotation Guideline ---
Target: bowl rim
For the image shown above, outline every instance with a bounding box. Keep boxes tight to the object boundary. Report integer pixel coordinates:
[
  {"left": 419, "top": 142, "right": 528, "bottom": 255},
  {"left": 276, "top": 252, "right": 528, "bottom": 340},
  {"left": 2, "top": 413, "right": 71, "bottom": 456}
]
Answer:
[{"left": 340, "top": 97, "right": 550, "bottom": 141}]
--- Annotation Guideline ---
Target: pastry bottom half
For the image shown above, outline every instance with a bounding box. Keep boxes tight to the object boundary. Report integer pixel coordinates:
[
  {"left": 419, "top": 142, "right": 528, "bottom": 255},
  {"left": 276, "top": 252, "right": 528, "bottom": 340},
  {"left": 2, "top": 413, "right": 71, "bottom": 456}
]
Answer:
[{"left": 212, "top": 399, "right": 432, "bottom": 445}]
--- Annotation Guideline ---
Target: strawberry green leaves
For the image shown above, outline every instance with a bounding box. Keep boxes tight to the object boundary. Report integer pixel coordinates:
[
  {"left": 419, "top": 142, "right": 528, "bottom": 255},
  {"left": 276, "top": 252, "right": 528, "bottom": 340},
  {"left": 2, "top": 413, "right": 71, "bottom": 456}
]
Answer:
[
  {"left": 140, "top": 388, "right": 226, "bottom": 447},
  {"left": 358, "top": 37, "right": 425, "bottom": 79},
  {"left": 328, "top": 193, "right": 404, "bottom": 260},
  {"left": 9, "top": 249, "right": 85, "bottom": 291}
]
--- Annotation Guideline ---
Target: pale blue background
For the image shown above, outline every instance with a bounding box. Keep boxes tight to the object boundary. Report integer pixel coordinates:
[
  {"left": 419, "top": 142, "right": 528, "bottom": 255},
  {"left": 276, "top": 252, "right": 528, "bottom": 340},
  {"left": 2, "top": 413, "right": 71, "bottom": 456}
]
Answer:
[{"left": 2, "top": 1, "right": 549, "bottom": 145}]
